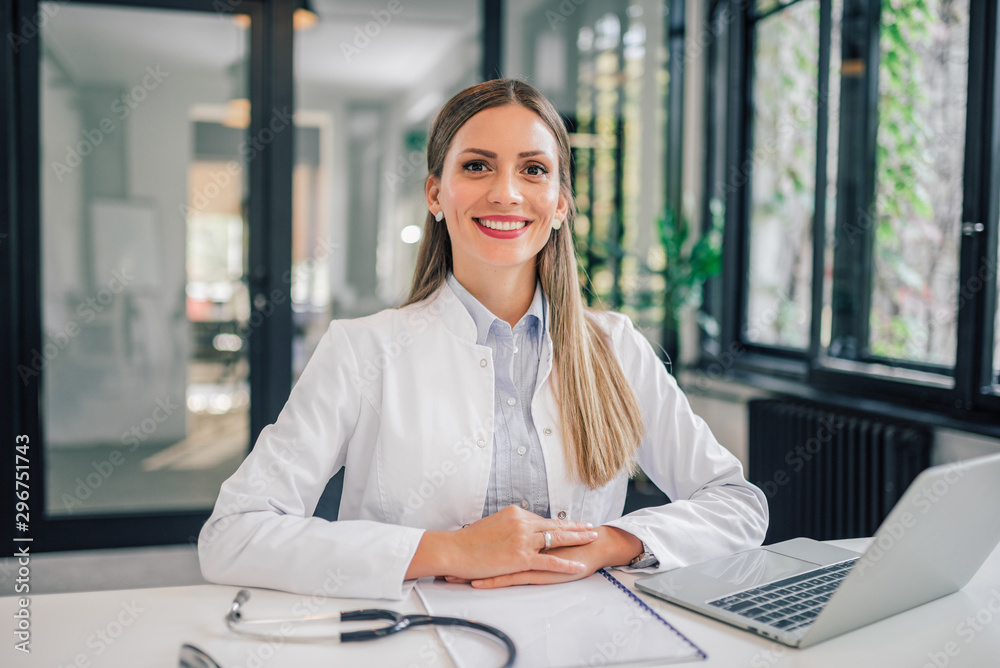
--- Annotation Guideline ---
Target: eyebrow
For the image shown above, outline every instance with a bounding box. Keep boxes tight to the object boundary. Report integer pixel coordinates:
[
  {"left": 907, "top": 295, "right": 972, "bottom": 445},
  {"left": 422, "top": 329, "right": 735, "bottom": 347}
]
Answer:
[{"left": 459, "top": 148, "right": 551, "bottom": 159}]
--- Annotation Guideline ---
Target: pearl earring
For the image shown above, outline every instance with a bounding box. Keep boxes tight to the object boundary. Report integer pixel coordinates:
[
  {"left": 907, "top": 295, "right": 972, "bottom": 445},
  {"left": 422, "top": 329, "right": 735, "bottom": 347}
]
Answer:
[
  {"left": 552, "top": 219, "right": 562, "bottom": 230},
  {"left": 434, "top": 211, "right": 444, "bottom": 222}
]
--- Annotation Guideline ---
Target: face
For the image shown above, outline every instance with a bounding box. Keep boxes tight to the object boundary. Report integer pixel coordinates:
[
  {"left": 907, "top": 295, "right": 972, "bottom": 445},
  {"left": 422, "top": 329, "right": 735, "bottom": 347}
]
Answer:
[{"left": 426, "top": 105, "right": 568, "bottom": 279}]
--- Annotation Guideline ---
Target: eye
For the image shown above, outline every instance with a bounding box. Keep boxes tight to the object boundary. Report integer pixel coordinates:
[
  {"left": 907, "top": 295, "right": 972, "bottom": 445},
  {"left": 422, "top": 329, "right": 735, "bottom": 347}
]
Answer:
[
  {"left": 463, "top": 160, "right": 489, "bottom": 173},
  {"left": 524, "top": 164, "right": 549, "bottom": 176}
]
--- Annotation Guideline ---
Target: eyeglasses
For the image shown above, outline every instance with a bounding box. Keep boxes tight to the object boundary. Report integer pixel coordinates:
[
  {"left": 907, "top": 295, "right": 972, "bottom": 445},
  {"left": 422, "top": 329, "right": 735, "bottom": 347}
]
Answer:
[{"left": 223, "top": 588, "right": 516, "bottom": 668}]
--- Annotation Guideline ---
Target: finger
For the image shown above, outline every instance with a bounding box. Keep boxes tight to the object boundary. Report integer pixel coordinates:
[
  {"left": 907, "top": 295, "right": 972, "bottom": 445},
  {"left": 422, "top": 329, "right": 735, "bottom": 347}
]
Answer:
[
  {"left": 472, "top": 569, "right": 579, "bottom": 589},
  {"left": 540, "top": 529, "right": 598, "bottom": 551},
  {"left": 471, "top": 572, "right": 534, "bottom": 588},
  {"left": 443, "top": 576, "right": 472, "bottom": 584},
  {"left": 532, "top": 554, "right": 589, "bottom": 575},
  {"left": 539, "top": 519, "right": 593, "bottom": 532}
]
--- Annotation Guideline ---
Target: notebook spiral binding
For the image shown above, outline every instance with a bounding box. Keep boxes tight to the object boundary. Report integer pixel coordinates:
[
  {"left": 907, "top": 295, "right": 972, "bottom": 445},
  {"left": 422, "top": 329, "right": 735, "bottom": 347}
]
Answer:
[{"left": 600, "top": 569, "right": 708, "bottom": 660}]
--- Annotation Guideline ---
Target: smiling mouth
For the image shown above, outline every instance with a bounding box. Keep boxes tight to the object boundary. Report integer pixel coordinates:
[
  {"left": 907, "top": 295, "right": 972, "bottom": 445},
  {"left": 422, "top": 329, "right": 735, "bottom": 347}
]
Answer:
[{"left": 474, "top": 218, "right": 531, "bottom": 231}]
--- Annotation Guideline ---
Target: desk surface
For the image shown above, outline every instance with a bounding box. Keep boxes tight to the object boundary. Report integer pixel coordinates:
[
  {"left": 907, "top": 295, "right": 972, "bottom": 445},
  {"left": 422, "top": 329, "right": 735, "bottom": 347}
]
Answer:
[{"left": 5, "top": 539, "right": 1000, "bottom": 668}]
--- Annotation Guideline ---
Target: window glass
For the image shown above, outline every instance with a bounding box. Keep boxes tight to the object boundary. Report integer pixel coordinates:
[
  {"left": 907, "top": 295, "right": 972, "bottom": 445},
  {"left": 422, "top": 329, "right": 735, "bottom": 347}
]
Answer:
[
  {"left": 869, "top": 0, "right": 969, "bottom": 367},
  {"left": 820, "top": 0, "right": 843, "bottom": 351},
  {"left": 39, "top": 4, "right": 249, "bottom": 515},
  {"left": 745, "top": 0, "right": 819, "bottom": 348}
]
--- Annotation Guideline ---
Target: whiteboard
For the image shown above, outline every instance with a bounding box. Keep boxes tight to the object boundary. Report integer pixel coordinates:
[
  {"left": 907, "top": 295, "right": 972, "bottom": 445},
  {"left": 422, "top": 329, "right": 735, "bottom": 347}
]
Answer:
[{"left": 90, "top": 198, "right": 162, "bottom": 291}]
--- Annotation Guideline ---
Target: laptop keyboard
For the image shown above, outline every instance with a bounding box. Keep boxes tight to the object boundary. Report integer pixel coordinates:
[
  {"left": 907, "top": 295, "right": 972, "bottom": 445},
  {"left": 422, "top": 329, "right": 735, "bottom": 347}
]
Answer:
[{"left": 708, "top": 558, "right": 858, "bottom": 633}]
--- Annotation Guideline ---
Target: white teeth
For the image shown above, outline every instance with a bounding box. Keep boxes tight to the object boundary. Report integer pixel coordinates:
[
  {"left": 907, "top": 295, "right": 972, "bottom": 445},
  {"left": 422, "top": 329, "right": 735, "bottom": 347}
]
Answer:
[{"left": 476, "top": 218, "right": 527, "bottom": 231}]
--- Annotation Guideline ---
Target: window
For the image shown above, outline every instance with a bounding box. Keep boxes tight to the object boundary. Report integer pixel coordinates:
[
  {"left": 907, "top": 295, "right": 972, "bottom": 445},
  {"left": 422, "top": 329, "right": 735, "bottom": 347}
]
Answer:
[
  {"left": 707, "top": 0, "right": 1000, "bottom": 418},
  {"left": 745, "top": 1, "right": 821, "bottom": 349}
]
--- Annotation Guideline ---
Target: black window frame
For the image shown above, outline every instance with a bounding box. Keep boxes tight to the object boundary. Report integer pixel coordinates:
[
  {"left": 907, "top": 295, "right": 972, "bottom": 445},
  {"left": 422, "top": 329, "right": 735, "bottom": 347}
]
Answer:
[{"left": 702, "top": 0, "right": 1000, "bottom": 433}]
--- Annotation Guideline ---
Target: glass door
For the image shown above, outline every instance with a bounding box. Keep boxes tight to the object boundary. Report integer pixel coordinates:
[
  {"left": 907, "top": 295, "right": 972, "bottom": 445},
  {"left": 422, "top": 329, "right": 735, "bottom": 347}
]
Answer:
[
  {"left": 38, "top": 2, "right": 253, "bottom": 517},
  {"left": 3, "top": 0, "right": 295, "bottom": 551}
]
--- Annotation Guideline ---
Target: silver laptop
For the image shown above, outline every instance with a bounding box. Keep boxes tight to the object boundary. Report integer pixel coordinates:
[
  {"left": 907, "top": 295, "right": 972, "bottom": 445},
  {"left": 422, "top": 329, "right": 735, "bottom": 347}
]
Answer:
[{"left": 635, "top": 452, "right": 1000, "bottom": 648}]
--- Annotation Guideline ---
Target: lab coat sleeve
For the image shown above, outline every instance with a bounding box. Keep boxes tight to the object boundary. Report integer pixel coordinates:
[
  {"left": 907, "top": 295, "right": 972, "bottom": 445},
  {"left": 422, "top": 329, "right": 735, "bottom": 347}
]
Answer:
[
  {"left": 198, "top": 321, "right": 426, "bottom": 600},
  {"left": 601, "top": 313, "right": 768, "bottom": 572}
]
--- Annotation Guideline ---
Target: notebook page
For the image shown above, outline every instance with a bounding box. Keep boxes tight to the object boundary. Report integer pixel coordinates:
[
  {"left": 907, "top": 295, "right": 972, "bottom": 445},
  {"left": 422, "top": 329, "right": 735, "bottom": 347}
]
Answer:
[{"left": 415, "top": 571, "right": 705, "bottom": 668}]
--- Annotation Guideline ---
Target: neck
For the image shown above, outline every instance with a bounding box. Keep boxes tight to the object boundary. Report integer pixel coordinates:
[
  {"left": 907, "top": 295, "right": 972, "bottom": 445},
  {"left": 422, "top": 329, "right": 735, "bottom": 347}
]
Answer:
[{"left": 452, "top": 261, "right": 537, "bottom": 327}]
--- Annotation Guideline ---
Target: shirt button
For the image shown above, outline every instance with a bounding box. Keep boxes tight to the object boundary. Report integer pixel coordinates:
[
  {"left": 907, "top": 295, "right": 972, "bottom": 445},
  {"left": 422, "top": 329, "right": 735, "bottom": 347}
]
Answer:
[
  {"left": 477, "top": 439, "right": 486, "bottom": 448},
  {"left": 543, "top": 428, "right": 552, "bottom": 436},
  {"left": 507, "top": 397, "right": 516, "bottom": 406},
  {"left": 517, "top": 446, "right": 526, "bottom": 456},
  {"left": 520, "top": 500, "right": 529, "bottom": 509},
  {"left": 557, "top": 511, "right": 567, "bottom": 520},
  {"left": 513, "top": 346, "right": 519, "bottom": 353},
  {"left": 480, "top": 359, "right": 488, "bottom": 367}
]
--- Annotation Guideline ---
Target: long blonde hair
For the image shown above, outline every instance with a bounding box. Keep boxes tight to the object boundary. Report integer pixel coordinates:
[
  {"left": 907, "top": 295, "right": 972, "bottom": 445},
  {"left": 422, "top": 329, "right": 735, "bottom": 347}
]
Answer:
[{"left": 403, "top": 79, "right": 645, "bottom": 489}]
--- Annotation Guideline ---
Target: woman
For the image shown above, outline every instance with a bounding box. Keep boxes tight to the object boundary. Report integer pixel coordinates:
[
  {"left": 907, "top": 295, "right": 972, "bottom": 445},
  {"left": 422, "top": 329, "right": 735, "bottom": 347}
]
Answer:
[{"left": 198, "top": 79, "right": 767, "bottom": 600}]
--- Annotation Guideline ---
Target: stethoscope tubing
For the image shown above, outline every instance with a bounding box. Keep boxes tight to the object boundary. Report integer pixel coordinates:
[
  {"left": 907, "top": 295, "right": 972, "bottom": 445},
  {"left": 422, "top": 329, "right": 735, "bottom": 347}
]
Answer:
[{"left": 225, "top": 593, "right": 516, "bottom": 668}]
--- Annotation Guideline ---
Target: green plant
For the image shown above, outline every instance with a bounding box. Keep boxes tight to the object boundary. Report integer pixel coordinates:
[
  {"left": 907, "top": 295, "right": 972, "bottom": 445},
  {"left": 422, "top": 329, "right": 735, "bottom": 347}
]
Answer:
[{"left": 582, "top": 204, "right": 724, "bottom": 364}]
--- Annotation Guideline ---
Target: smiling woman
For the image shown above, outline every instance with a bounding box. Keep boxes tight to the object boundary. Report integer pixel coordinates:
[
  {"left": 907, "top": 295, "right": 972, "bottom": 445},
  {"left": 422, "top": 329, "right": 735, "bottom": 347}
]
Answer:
[
  {"left": 428, "top": 105, "right": 568, "bottom": 325},
  {"left": 198, "top": 79, "right": 768, "bottom": 600}
]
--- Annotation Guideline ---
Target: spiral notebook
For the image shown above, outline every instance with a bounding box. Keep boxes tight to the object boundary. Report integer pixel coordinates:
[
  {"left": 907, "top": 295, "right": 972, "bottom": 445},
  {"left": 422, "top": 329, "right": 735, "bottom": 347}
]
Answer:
[{"left": 415, "top": 569, "right": 706, "bottom": 667}]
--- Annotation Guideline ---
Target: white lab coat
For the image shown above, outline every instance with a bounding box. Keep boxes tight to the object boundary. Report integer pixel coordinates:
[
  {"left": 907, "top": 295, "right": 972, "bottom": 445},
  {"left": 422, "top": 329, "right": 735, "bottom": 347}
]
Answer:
[{"left": 198, "top": 282, "right": 768, "bottom": 600}]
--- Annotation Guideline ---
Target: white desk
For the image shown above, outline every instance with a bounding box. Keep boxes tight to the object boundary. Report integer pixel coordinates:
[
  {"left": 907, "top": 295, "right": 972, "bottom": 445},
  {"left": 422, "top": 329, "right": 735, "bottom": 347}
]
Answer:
[{"left": 4, "top": 539, "right": 999, "bottom": 668}]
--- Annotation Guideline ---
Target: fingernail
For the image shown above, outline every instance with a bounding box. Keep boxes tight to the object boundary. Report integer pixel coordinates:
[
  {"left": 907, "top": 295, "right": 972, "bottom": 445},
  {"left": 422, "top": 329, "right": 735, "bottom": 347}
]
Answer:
[
  {"left": 585, "top": 523, "right": 593, "bottom": 529},
  {"left": 587, "top": 531, "right": 598, "bottom": 539},
  {"left": 574, "top": 562, "right": 587, "bottom": 570}
]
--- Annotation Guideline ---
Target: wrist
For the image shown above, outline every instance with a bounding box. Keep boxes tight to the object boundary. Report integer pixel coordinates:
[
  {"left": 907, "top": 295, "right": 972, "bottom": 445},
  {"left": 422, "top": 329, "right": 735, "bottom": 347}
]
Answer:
[
  {"left": 596, "top": 525, "right": 644, "bottom": 569},
  {"left": 405, "top": 529, "right": 455, "bottom": 580}
]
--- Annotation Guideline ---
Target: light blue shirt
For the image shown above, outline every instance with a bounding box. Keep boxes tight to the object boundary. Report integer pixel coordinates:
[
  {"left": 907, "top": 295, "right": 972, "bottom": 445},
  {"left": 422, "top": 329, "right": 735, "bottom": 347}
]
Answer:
[{"left": 446, "top": 273, "right": 551, "bottom": 519}]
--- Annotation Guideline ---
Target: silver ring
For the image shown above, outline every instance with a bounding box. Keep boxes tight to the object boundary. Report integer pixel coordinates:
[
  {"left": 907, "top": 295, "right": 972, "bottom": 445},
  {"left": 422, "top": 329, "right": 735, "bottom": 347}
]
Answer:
[{"left": 543, "top": 531, "right": 552, "bottom": 550}]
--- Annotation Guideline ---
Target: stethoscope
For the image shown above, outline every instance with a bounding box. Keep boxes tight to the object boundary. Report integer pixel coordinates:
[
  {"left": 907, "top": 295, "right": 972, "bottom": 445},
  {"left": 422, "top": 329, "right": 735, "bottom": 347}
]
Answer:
[{"left": 218, "top": 588, "right": 517, "bottom": 667}]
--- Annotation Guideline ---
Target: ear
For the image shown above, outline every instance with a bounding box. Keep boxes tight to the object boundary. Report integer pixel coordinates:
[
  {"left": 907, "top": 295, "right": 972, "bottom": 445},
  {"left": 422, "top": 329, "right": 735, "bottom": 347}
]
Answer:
[
  {"left": 555, "top": 189, "right": 569, "bottom": 224},
  {"left": 426, "top": 175, "right": 441, "bottom": 214}
]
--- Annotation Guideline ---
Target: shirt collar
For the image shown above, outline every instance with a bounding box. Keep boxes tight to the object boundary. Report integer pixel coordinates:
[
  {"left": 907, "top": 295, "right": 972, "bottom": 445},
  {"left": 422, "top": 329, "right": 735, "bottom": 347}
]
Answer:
[{"left": 445, "top": 272, "right": 547, "bottom": 348}]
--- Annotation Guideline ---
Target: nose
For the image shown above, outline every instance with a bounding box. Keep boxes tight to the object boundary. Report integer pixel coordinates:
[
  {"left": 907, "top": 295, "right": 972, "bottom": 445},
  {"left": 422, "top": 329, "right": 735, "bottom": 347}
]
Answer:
[{"left": 487, "top": 169, "right": 523, "bottom": 207}]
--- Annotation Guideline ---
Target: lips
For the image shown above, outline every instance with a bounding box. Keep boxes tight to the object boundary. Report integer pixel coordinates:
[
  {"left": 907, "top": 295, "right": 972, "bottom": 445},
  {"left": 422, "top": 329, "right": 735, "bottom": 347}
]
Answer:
[{"left": 473, "top": 216, "right": 533, "bottom": 238}]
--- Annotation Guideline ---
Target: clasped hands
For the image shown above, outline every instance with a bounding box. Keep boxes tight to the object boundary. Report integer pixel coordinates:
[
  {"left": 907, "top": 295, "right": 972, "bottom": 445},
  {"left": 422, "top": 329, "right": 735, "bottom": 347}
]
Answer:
[{"left": 408, "top": 504, "right": 642, "bottom": 590}]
